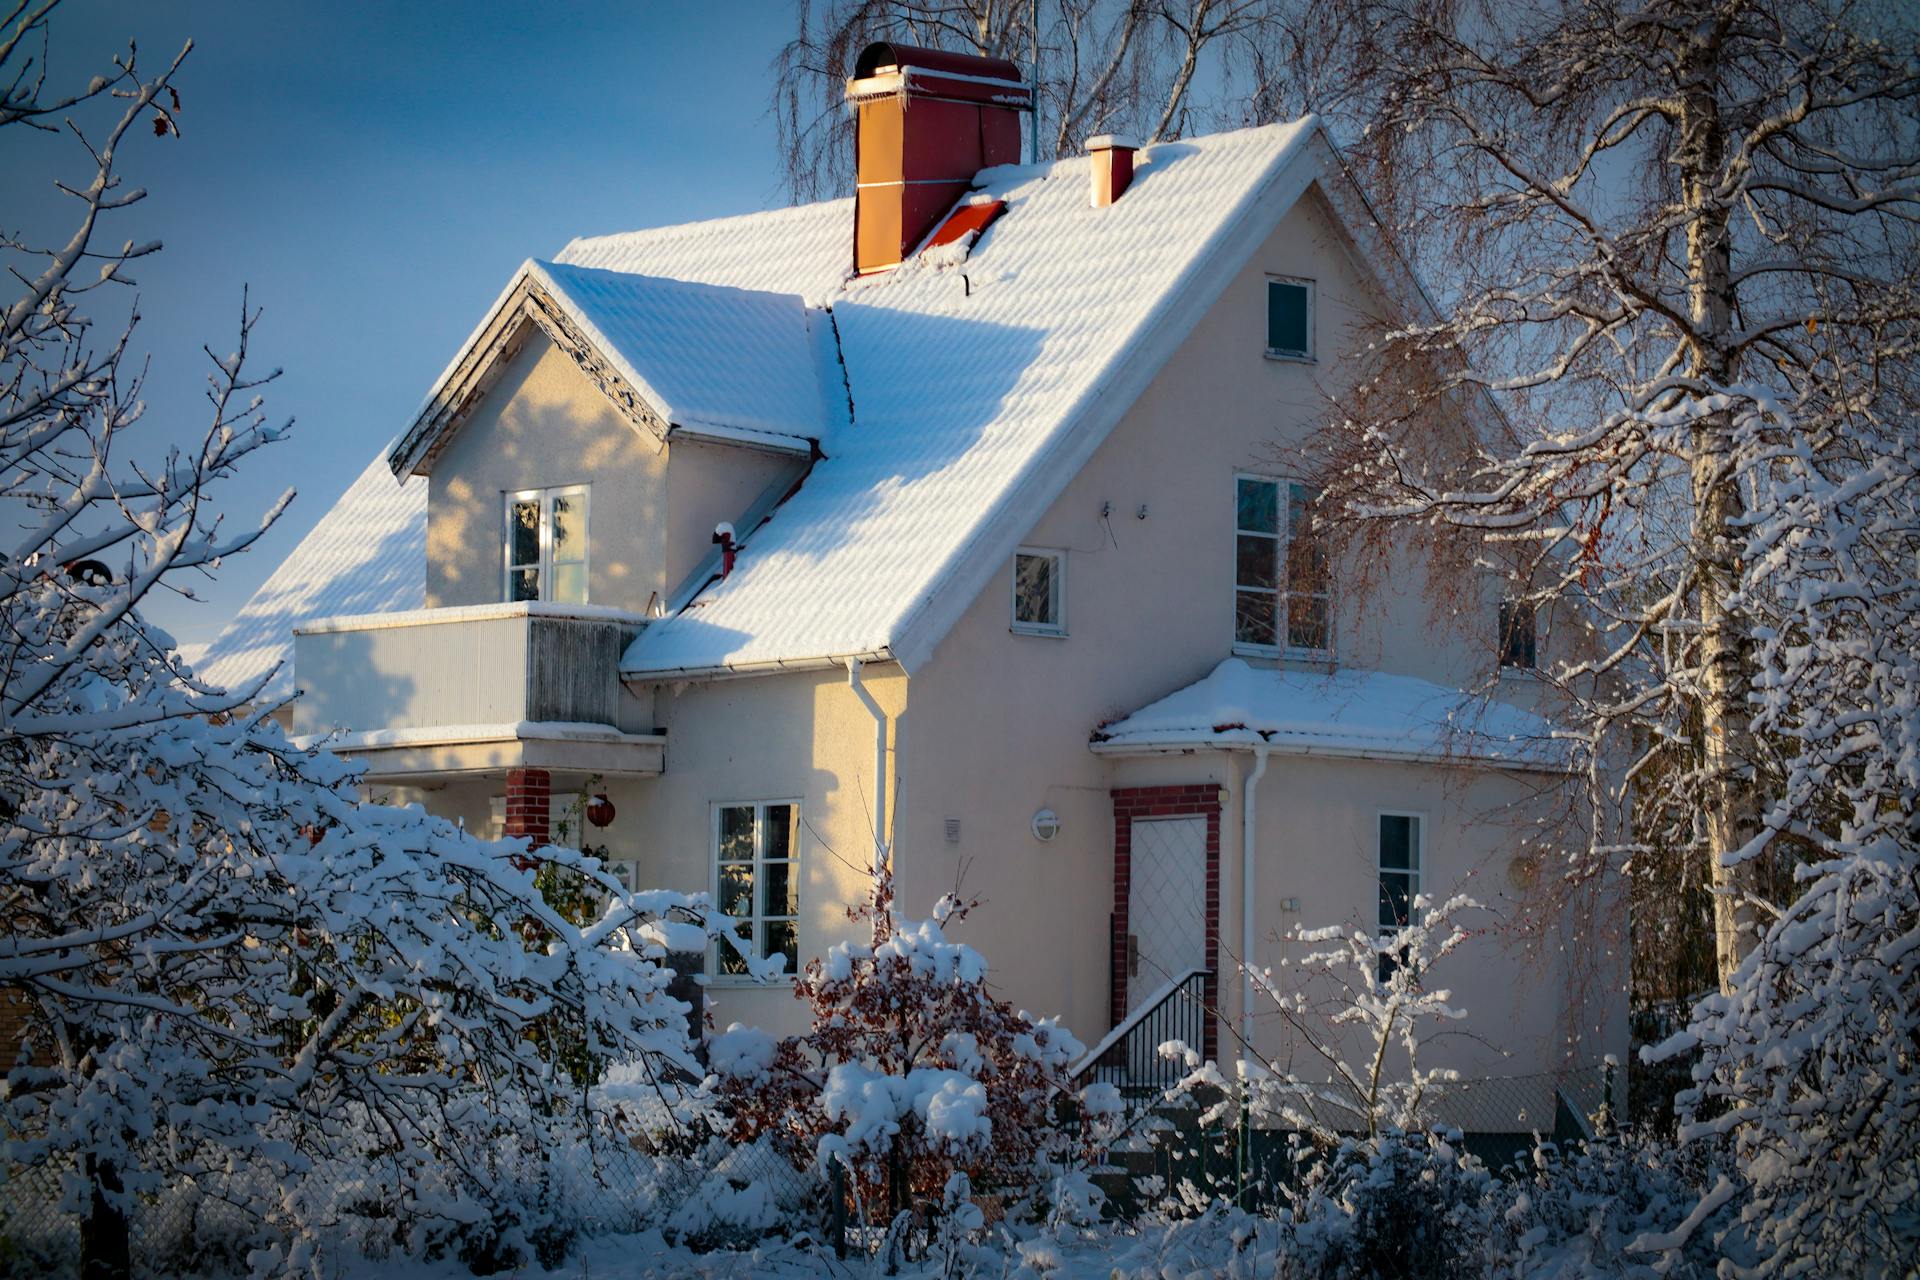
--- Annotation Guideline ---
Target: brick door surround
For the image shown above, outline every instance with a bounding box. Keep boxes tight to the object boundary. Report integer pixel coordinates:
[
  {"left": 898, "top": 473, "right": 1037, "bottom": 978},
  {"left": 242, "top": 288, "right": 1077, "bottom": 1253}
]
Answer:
[
  {"left": 504, "top": 767, "right": 551, "bottom": 848},
  {"left": 1111, "top": 784, "right": 1221, "bottom": 1063}
]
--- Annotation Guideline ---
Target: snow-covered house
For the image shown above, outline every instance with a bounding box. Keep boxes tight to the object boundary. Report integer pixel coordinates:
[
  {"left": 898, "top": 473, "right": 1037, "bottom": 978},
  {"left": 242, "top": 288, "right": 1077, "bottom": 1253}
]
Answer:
[{"left": 200, "top": 44, "right": 1624, "bottom": 1094}]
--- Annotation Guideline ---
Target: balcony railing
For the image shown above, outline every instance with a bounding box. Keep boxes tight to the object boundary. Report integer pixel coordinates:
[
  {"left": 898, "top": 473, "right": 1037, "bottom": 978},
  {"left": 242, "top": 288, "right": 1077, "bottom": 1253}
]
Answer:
[{"left": 289, "top": 602, "right": 663, "bottom": 778}]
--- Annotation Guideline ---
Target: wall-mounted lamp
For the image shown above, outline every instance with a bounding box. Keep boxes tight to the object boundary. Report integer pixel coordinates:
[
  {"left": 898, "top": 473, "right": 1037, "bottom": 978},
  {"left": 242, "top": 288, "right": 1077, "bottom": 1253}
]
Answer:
[{"left": 1031, "top": 808, "right": 1061, "bottom": 842}]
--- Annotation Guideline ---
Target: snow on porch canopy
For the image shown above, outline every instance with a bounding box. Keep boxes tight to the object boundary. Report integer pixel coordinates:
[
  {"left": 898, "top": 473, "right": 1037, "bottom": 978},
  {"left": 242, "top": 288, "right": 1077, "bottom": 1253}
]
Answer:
[{"left": 1089, "top": 658, "right": 1574, "bottom": 772}]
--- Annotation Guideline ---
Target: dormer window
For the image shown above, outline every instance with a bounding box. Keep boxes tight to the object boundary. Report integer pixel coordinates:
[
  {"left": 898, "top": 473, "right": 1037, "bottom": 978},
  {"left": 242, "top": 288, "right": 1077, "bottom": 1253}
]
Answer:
[
  {"left": 1266, "top": 278, "right": 1313, "bottom": 359},
  {"left": 504, "top": 485, "right": 588, "bottom": 604}
]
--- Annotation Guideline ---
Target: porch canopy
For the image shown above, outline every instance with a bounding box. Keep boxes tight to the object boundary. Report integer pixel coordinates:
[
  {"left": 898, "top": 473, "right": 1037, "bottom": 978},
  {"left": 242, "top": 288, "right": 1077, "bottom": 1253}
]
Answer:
[{"left": 1089, "top": 658, "right": 1573, "bottom": 772}]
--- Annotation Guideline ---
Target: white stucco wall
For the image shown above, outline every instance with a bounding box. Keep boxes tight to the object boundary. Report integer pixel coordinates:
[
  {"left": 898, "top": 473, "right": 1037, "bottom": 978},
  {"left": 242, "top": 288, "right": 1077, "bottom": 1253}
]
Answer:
[
  {"left": 425, "top": 332, "right": 791, "bottom": 616},
  {"left": 890, "top": 184, "right": 1624, "bottom": 1073},
  {"left": 378, "top": 179, "right": 1622, "bottom": 1078}
]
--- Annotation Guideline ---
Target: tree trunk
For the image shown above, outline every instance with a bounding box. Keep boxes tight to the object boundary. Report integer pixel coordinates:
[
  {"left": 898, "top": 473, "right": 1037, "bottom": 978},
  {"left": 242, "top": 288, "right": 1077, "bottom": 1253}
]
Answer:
[
  {"left": 1680, "top": 27, "right": 1766, "bottom": 993},
  {"left": 81, "top": 1155, "right": 130, "bottom": 1280}
]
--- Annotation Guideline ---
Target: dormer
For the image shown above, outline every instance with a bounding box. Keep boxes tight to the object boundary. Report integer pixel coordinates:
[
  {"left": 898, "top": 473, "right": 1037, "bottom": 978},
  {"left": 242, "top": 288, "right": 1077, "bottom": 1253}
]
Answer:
[{"left": 389, "top": 261, "right": 840, "bottom": 615}]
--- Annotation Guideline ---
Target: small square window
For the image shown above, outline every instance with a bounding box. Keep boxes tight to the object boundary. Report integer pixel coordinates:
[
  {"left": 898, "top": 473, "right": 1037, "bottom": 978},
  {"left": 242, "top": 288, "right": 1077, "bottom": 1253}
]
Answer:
[
  {"left": 1499, "top": 599, "right": 1537, "bottom": 670},
  {"left": 1267, "top": 279, "right": 1313, "bottom": 358},
  {"left": 1012, "top": 548, "right": 1065, "bottom": 635}
]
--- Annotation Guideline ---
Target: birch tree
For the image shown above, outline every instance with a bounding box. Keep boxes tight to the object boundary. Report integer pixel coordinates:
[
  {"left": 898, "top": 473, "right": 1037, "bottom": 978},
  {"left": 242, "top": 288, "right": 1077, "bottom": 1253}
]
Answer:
[
  {"left": 1312, "top": 0, "right": 1919, "bottom": 992},
  {"left": 773, "top": 0, "right": 1312, "bottom": 199}
]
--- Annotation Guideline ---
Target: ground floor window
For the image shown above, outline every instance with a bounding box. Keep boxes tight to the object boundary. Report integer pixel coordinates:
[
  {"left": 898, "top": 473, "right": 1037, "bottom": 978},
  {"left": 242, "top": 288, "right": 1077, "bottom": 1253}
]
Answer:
[
  {"left": 1378, "top": 812, "right": 1422, "bottom": 981},
  {"left": 713, "top": 800, "right": 799, "bottom": 976}
]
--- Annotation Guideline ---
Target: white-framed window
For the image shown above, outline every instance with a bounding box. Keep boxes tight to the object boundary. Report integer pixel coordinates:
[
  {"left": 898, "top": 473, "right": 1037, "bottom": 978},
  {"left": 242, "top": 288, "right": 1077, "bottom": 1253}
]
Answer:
[
  {"left": 1377, "top": 811, "right": 1423, "bottom": 981},
  {"left": 1265, "top": 277, "right": 1314, "bottom": 359},
  {"left": 1011, "top": 547, "right": 1066, "bottom": 636},
  {"left": 504, "top": 484, "right": 589, "bottom": 604},
  {"left": 1234, "top": 474, "right": 1331, "bottom": 655},
  {"left": 1498, "top": 598, "right": 1538, "bottom": 671},
  {"left": 712, "top": 800, "right": 800, "bottom": 978}
]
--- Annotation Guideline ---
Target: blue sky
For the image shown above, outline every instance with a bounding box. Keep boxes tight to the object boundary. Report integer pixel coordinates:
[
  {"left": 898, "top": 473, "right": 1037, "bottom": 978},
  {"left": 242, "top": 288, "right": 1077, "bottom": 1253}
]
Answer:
[{"left": 5, "top": 2, "right": 798, "bottom": 644}]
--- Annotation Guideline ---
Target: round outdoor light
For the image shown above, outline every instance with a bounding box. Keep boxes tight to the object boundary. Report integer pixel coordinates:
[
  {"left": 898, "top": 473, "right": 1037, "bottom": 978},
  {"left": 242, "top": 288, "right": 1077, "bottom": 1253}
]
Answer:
[
  {"left": 1031, "top": 808, "right": 1061, "bottom": 842},
  {"left": 586, "top": 793, "right": 617, "bottom": 828}
]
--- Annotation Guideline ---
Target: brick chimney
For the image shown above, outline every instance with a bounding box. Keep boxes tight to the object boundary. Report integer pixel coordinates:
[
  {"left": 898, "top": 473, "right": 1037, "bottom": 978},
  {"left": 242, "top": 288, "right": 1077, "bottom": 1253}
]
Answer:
[
  {"left": 1087, "top": 135, "right": 1140, "bottom": 207},
  {"left": 845, "top": 42, "right": 1033, "bottom": 274}
]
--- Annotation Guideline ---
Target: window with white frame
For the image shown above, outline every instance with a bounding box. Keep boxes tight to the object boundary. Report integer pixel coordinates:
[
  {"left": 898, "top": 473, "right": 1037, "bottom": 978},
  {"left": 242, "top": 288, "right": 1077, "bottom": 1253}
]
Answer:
[
  {"left": 1377, "top": 812, "right": 1422, "bottom": 981},
  {"left": 1234, "top": 475, "right": 1330, "bottom": 654},
  {"left": 504, "top": 485, "right": 588, "bottom": 604},
  {"left": 713, "top": 801, "right": 799, "bottom": 977},
  {"left": 1011, "top": 547, "right": 1065, "bottom": 635},
  {"left": 1266, "top": 278, "right": 1314, "bottom": 359}
]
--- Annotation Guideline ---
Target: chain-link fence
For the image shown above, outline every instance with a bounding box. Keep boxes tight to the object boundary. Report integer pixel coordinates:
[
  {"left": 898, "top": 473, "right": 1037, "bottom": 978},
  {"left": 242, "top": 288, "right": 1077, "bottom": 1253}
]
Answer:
[
  {"left": 1079, "top": 1061, "right": 1626, "bottom": 1219},
  {"left": 1, "top": 1065, "right": 1627, "bottom": 1273}
]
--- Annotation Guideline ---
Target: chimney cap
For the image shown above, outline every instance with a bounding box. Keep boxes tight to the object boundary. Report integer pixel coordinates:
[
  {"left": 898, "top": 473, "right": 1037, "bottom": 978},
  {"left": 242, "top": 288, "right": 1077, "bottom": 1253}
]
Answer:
[
  {"left": 1086, "top": 135, "right": 1143, "bottom": 153},
  {"left": 853, "top": 40, "right": 1024, "bottom": 86}
]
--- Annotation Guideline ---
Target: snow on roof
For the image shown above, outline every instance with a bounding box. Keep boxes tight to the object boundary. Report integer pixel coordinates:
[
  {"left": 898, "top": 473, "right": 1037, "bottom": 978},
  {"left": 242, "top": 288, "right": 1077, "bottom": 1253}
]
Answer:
[
  {"left": 1091, "top": 658, "right": 1574, "bottom": 771},
  {"left": 194, "top": 447, "right": 425, "bottom": 703},
  {"left": 528, "top": 261, "right": 828, "bottom": 445},
  {"left": 238, "top": 121, "right": 1331, "bottom": 683},
  {"left": 560, "top": 198, "right": 855, "bottom": 307},
  {"left": 566, "top": 120, "right": 1320, "bottom": 676}
]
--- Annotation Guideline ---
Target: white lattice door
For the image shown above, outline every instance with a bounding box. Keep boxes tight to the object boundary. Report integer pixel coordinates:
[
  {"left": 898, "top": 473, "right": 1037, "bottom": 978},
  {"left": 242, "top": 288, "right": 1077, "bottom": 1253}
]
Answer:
[{"left": 1127, "top": 816, "right": 1207, "bottom": 1014}]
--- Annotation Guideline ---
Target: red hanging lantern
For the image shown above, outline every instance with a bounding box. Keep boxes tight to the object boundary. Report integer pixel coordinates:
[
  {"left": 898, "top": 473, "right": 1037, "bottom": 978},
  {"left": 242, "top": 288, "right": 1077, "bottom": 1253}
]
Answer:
[{"left": 586, "top": 793, "right": 616, "bottom": 828}]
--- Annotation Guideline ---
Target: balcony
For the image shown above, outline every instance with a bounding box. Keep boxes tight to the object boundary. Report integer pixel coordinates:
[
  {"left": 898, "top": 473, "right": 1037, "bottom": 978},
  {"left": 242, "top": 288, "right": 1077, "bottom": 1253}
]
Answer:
[{"left": 290, "top": 602, "right": 664, "bottom": 781}]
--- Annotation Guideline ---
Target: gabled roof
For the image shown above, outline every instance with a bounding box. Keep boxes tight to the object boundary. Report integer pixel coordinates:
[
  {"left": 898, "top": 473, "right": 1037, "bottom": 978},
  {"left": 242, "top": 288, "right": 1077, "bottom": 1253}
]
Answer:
[
  {"left": 1091, "top": 658, "right": 1574, "bottom": 772},
  {"left": 391, "top": 260, "right": 834, "bottom": 475},
  {"left": 214, "top": 117, "right": 1420, "bottom": 687},
  {"left": 566, "top": 119, "right": 1324, "bottom": 676},
  {"left": 195, "top": 447, "right": 425, "bottom": 702}
]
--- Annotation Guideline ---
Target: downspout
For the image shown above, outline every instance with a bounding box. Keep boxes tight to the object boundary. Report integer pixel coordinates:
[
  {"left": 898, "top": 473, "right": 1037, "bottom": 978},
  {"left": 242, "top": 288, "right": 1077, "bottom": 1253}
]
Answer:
[
  {"left": 847, "top": 658, "right": 890, "bottom": 878},
  {"left": 1241, "top": 743, "right": 1270, "bottom": 1052},
  {"left": 1238, "top": 742, "right": 1270, "bottom": 1208}
]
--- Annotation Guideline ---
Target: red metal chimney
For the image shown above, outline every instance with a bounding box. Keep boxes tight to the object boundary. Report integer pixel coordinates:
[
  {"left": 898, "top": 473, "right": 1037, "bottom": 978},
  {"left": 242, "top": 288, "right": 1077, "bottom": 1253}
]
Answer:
[{"left": 845, "top": 42, "right": 1033, "bottom": 274}]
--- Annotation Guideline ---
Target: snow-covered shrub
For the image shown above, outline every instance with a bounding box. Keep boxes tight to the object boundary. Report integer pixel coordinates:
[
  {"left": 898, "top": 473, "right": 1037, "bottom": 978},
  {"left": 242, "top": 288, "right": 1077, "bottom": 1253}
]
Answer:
[
  {"left": 1284, "top": 1130, "right": 1496, "bottom": 1280},
  {"left": 1638, "top": 844, "right": 1920, "bottom": 1276},
  {"left": 704, "top": 871, "right": 1088, "bottom": 1235},
  {"left": 1498, "top": 1131, "right": 1731, "bottom": 1278},
  {"left": 0, "top": 15, "right": 770, "bottom": 1273},
  {"left": 1169, "top": 894, "right": 1477, "bottom": 1150}
]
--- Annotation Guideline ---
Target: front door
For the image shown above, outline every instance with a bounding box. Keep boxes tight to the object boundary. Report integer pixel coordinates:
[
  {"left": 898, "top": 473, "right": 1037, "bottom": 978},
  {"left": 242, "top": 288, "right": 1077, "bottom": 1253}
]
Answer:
[{"left": 1127, "top": 815, "right": 1208, "bottom": 1013}]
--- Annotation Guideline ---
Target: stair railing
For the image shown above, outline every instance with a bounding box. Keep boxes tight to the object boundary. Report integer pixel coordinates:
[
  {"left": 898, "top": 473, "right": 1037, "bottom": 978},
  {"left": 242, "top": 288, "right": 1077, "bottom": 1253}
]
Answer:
[{"left": 1072, "top": 967, "right": 1211, "bottom": 1098}]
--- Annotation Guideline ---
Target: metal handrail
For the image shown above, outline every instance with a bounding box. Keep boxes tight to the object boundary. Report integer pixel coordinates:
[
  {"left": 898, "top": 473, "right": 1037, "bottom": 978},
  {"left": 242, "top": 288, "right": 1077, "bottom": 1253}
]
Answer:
[{"left": 1073, "top": 968, "right": 1211, "bottom": 1096}]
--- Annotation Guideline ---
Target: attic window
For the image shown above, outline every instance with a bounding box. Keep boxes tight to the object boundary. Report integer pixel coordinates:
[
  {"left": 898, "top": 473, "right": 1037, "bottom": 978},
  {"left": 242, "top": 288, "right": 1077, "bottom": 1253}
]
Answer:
[
  {"left": 1011, "top": 548, "right": 1065, "bottom": 636},
  {"left": 1266, "top": 278, "right": 1314, "bottom": 359},
  {"left": 505, "top": 485, "right": 588, "bottom": 604},
  {"left": 924, "top": 199, "right": 1006, "bottom": 255}
]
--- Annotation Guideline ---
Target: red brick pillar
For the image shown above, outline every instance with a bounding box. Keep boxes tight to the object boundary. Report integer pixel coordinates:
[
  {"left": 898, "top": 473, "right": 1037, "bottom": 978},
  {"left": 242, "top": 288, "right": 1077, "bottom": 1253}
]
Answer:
[{"left": 504, "top": 768, "right": 550, "bottom": 849}]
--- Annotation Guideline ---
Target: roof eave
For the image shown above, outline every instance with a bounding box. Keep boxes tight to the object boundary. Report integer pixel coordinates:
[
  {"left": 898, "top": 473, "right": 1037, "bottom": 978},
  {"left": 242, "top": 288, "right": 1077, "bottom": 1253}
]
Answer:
[
  {"left": 618, "top": 647, "right": 897, "bottom": 685},
  {"left": 1088, "top": 732, "right": 1575, "bottom": 774},
  {"left": 389, "top": 262, "right": 679, "bottom": 481}
]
